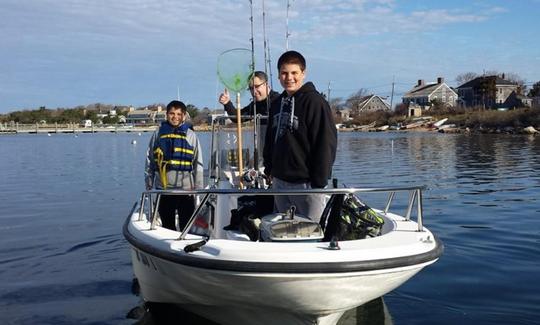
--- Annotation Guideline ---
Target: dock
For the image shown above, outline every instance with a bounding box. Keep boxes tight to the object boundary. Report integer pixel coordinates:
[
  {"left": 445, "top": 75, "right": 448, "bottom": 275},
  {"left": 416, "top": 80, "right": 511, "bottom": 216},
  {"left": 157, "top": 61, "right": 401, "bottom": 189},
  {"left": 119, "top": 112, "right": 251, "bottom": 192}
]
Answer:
[{"left": 0, "top": 123, "right": 157, "bottom": 135}]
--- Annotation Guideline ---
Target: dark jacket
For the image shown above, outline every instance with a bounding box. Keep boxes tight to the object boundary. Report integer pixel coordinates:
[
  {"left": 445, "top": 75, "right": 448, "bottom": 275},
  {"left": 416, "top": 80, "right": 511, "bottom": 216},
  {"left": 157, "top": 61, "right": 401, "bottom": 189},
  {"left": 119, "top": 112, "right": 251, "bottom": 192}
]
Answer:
[
  {"left": 224, "top": 90, "right": 280, "bottom": 117},
  {"left": 263, "top": 82, "right": 337, "bottom": 188}
]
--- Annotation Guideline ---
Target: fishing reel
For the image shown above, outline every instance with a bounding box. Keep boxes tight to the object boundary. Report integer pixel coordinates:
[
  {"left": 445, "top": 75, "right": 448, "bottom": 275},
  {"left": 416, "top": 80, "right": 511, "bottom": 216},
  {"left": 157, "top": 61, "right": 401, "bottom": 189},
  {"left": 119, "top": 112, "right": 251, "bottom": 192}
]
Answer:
[{"left": 242, "top": 168, "right": 269, "bottom": 189}]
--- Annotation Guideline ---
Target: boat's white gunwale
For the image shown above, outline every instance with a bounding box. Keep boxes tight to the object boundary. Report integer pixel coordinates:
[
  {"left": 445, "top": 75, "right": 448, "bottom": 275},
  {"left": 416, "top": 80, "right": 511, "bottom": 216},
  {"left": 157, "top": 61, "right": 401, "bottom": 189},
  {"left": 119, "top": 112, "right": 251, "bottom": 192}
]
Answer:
[{"left": 123, "top": 212, "right": 444, "bottom": 274}]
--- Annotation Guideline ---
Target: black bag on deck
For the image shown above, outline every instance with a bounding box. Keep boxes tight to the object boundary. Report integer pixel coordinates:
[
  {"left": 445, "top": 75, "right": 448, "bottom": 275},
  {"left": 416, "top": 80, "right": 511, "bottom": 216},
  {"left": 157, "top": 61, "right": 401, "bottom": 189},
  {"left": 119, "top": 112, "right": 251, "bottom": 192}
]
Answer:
[
  {"left": 323, "top": 194, "right": 385, "bottom": 241},
  {"left": 223, "top": 195, "right": 274, "bottom": 241}
]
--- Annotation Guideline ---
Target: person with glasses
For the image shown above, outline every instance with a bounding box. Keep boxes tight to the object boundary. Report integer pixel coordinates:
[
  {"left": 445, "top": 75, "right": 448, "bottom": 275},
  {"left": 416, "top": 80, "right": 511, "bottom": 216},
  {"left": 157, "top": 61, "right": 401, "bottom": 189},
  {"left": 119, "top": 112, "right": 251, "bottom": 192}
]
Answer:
[
  {"left": 218, "top": 71, "right": 279, "bottom": 117},
  {"left": 263, "top": 50, "right": 337, "bottom": 223}
]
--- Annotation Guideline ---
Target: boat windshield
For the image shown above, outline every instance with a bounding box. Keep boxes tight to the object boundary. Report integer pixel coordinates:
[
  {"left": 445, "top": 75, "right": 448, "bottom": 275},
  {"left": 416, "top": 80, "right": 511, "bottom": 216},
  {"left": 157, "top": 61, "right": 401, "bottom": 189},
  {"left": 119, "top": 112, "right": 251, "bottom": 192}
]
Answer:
[{"left": 208, "top": 114, "right": 267, "bottom": 188}]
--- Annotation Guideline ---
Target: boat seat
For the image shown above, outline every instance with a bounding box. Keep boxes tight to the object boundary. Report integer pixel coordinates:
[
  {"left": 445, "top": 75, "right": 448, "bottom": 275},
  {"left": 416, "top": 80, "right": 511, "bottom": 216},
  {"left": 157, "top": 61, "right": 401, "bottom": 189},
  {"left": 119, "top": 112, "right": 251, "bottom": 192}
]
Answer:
[{"left": 225, "top": 230, "right": 251, "bottom": 241}]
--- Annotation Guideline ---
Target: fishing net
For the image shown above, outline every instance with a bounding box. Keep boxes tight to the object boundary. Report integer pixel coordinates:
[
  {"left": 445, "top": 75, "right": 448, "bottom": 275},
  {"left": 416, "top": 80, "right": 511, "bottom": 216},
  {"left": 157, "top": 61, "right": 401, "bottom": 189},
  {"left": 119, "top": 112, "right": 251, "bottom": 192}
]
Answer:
[{"left": 217, "top": 48, "right": 253, "bottom": 93}]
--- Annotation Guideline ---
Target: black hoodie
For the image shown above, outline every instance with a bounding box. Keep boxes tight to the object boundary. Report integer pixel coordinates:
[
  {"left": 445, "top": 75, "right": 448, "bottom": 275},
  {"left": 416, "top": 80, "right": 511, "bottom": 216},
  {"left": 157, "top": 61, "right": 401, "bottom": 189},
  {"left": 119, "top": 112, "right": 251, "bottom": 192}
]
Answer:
[{"left": 263, "top": 82, "right": 337, "bottom": 188}]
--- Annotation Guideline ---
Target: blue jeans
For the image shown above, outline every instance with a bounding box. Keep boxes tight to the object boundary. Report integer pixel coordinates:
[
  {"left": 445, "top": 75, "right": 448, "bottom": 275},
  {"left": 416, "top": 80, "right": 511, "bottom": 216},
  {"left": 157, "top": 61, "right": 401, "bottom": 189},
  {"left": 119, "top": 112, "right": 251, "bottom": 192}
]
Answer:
[{"left": 272, "top": 177, "right": 326, "bottom": 223}]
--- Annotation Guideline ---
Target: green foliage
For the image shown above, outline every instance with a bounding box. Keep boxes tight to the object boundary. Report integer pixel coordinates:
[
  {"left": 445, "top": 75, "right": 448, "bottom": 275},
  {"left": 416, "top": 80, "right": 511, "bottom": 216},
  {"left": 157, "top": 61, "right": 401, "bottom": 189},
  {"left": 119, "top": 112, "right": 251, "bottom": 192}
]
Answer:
[
  {"left": 85, "top": 110, "right": 98, "bottom": 123},
  {"left": 102, "top": 115, "right": 119, "bottom": 124},
  {"left": 528, "top": 81, "right": 540, "bottom": 97},
  {"left": 192, "top": 107, "right": 211, "bottom": 125},
  {"left": 0, "top": 102, "right": 205, "bottom": 126},
  {"left": 56, "top": 108, "right": 85, "bottom": 123},
  {"left": 5, "top": 106, "right": 53, "bottom": 123},
  {"left": 186, "top": 104, "right": 199, "bottom": 119}
]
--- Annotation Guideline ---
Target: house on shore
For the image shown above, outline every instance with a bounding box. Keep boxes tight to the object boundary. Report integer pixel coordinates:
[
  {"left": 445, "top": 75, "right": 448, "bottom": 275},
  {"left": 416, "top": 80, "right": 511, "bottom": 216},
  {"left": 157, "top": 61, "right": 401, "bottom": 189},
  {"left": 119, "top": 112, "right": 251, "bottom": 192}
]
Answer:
[
  {"left": 335, "top": 108, "right": 351, "bottom": 122},
  {"left": 126, "top": 105, "right": 165, "bottom": 125},
  {"left": 532, "top": 97, "right": 540, "bottom": 109},
  {"left": 350, "top": 95, "right": 390, "bottom": 116},
  {"left": 456, "top": 74, "right": 530, "bottom": 109},
  {"left": 402, "top": 77, "right": 458, "bottom": 110},
  {"left": 154, "top": 110, "right": 166, "bottom": 123},
  {"left": 126, "top": 109, "right": 156, "bottom": 125},
  {"left": 506, "top": 93, "right": 533, "bottom": 109}
]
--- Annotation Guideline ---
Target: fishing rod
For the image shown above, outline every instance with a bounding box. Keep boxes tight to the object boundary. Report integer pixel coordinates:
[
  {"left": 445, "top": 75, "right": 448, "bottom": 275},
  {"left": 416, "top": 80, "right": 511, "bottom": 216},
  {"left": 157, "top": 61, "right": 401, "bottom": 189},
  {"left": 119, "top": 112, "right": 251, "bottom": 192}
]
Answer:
[
  {"left": 249, "top": 0, "right": 256, "bottom": 78},
  {"left": 262, "top": 0, "right": 273, "bottom": 90},
  {"left": 262, "top": 0, "right": 274, "bottom": 154},
  {"left": 249, "top": 0, "right": 260, "bottom": 178}
]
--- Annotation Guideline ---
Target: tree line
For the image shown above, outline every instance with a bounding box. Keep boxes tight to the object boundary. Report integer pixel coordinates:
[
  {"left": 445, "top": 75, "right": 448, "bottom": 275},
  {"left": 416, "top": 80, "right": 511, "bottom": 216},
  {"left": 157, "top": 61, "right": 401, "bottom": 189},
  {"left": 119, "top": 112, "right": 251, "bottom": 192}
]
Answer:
[{"left": 0, "top": 103, "right": 210, "bottom": 125}]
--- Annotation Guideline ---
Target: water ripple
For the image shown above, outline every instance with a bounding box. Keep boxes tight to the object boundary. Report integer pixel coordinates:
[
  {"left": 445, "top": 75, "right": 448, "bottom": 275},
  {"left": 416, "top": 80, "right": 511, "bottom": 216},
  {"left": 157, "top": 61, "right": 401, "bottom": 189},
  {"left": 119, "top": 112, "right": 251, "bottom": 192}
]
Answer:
[{"left": 1, "top": 132, "right": 540, "bottom": 325}]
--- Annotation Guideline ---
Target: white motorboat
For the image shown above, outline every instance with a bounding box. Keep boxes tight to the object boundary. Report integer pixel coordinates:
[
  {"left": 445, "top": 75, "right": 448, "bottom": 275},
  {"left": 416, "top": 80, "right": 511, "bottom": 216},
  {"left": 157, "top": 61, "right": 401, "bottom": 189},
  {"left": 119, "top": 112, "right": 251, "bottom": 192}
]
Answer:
[
  {"left": 433, "top": 117, "right": 448, "bottom": 128},
  {"left": 123, "top": 116, "right": 443, "bottom": 325}
]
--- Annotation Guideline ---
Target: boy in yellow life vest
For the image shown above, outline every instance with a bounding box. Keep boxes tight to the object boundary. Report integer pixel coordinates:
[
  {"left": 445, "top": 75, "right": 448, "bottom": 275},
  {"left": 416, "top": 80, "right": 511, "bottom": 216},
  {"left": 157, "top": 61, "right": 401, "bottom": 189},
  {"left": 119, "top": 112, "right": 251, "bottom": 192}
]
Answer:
[{"left": 144, "top": 100, "right": 204, "bottom": 231}]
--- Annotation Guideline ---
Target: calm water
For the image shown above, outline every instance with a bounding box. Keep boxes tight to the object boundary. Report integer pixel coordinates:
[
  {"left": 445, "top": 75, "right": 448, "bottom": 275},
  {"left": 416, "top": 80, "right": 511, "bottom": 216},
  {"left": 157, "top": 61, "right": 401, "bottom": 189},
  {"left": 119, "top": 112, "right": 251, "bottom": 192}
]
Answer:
[{"left": 1, "top": 131, "right": 539, "bottom": 325}]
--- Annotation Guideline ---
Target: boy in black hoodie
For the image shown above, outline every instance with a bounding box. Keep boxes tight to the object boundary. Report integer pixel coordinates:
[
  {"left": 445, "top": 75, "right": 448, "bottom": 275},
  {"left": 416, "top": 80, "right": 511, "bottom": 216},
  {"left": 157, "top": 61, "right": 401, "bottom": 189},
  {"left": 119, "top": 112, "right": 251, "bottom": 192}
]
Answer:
[{"left": 263, "top": 51, "right": 337, "bottom": 222}]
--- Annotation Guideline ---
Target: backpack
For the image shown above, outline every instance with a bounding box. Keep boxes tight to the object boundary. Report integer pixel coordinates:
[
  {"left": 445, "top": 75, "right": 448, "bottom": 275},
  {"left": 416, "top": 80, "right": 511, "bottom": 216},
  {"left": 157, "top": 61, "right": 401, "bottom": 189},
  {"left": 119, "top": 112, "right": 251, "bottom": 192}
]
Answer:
[
  {"left": 337, "top": 195, "right": 385, "bottom": 240},
  {"left": 324, "top": 194, "right": 385, "bottom": 241}
]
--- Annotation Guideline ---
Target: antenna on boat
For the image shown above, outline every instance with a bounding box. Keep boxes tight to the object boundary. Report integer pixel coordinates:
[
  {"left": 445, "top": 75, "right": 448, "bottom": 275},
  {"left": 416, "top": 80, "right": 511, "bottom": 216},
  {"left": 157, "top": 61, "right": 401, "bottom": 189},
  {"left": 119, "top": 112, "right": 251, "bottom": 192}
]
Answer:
[{"left": 286, "top": 0, "right": 293, "bottom": 50}]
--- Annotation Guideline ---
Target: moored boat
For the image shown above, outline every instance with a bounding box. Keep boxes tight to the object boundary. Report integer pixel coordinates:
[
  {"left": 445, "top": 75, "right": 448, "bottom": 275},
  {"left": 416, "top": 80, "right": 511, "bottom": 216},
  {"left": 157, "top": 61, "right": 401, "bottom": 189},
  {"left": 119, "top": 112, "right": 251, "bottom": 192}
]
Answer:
[
  {"left": 353, "top": 121, "right": 376, "bottom": 131},
  {"left": 433, "top": 117, "right": 448, "bottom": 128}
]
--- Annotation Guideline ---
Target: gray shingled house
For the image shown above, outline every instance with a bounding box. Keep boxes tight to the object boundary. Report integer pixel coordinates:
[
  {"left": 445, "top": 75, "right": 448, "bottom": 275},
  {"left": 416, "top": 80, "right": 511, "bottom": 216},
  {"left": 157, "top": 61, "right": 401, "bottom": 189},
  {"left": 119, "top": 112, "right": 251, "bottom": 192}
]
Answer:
[
  {"left": 351, "top": 95, "right": 390, "bottom": 116},
  {"left": 402, "top": 77, "right": 458, "bottom": 108},
  {"left": 456, "top": 75, "right": 522, "bottom": 109}
]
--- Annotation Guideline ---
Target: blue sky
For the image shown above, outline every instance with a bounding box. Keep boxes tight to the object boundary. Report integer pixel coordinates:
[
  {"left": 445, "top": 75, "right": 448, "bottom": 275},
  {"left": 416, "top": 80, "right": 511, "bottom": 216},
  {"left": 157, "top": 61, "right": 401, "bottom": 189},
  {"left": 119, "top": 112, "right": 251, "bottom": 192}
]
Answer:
[{"left": 1, "top": 0, "right": 539, "bottom": 113}]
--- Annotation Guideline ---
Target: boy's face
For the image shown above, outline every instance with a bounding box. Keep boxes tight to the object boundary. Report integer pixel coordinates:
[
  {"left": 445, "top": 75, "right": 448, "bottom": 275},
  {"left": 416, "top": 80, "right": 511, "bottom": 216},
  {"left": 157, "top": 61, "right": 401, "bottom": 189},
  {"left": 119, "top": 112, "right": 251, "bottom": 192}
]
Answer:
[
  {"left": 279, "top": 63, "right": 305, "bottom": 96},
  {"left": 166, "top": 107, "right": 185, "bottom": 127}
]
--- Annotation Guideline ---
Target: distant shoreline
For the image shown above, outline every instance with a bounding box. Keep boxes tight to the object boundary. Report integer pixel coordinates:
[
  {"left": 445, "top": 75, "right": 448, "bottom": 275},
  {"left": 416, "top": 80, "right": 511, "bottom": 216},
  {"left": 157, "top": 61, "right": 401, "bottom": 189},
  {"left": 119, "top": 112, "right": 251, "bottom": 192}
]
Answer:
[
  {"left": 0, "top": 124, "right": 539, "bottom": 136},
  {"left": 2, "top": 125, "right": 538, "bottom": 136},
  {"left": 336, "top": 126, "right": 539, "bottom": 135}
]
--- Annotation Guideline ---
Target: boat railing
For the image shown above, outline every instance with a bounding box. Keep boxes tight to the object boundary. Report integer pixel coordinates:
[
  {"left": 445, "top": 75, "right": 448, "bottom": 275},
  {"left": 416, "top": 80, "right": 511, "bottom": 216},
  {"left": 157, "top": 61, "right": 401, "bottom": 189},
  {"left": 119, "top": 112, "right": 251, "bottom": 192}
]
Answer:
[{"left": 136, "top": 185, "right": 427, "bottom": 240}]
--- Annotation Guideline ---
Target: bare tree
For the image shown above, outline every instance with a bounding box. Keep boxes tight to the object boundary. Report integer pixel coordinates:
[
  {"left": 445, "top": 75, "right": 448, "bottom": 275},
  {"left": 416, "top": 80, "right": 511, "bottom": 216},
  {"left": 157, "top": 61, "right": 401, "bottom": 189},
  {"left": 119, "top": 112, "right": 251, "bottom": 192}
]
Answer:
[
  {"left": 457, "top": 71, "right": 527, "bottom": 94},
  {"left": 455, "top": 72, "right": 478, "bottom": 86},
  {"left": 329, "top": 97, "right": 343, "bottom": 111},
  {"left": 483, "top": 71, "right": 526, "bottom": 93},
  {"left": 394, "top": 103, "right": 408, "bottom": 116},
  {"left": 504, "top": 72, "right": 527, "bottom": 94},
  {"left": 345, "top": 89, "right": 369, "bottom": 111},
  {"left": 328, "top": 97, "right": 344, "bottom": 122}
]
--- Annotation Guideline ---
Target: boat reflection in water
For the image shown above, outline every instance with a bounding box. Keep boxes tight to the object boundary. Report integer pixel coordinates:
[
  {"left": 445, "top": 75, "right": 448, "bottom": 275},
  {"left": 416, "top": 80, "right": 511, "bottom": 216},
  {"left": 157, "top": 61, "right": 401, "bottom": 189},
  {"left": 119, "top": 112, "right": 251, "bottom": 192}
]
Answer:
[
  {"left": 128, "top": 294, "right": 393, "bottom": 325},
  {"left": 128, "top": 278, "right": 393, "bottom": 324}
]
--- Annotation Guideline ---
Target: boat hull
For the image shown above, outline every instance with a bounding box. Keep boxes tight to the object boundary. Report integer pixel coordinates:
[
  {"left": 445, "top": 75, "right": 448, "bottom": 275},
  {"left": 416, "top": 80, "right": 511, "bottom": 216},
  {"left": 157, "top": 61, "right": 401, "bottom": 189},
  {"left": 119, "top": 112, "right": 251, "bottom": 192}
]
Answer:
[
  {"left": 123, "top": 188, "right": 443, "bottom": 325},
  {"left": 129, "top": 245, "right": 437, "bottom": 325}
]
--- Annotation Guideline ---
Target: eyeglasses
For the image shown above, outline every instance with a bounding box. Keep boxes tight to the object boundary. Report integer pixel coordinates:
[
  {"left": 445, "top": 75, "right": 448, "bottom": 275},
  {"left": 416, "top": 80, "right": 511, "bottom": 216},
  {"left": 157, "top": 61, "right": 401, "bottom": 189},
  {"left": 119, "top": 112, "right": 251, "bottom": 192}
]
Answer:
[{"left": 248, "top": 81, "right": 266, "bottom": 91}]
